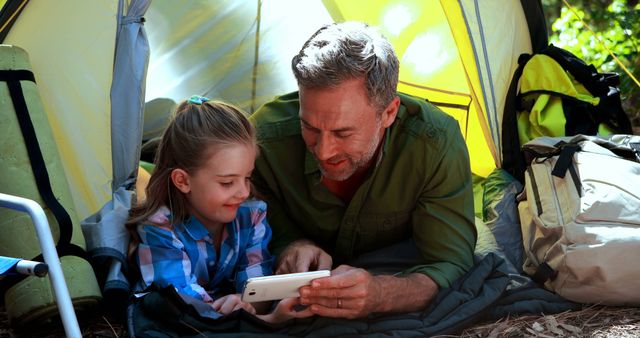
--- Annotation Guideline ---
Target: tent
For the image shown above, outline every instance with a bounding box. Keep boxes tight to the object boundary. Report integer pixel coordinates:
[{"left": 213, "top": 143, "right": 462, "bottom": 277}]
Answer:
[{"left": 0, "top": 0, "right": 553, "bottom": 331}]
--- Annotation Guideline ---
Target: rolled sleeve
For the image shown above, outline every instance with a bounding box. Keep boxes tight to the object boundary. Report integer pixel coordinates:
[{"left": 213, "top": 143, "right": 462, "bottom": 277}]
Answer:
[{"left": 406, "top": 120, "right": 477, "bottom": 288}]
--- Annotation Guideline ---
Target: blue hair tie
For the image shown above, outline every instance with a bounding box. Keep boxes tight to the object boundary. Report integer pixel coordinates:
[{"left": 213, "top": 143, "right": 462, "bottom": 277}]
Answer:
[{"left": 188, "top": 95, "right": 210, "bottom": 105}]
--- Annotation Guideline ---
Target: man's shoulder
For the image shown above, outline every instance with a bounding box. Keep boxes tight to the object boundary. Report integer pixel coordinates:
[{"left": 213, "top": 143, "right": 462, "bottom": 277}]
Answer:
[
  {"left": 395, "top": 93, "right": 460, "bottom": 143},
  {"left": 250, "top": 91, "right": 302, "bottom": 141}
]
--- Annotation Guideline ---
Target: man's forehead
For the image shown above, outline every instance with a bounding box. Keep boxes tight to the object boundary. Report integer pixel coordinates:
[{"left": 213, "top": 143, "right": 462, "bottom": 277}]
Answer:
[{"left": 299, "top": 114, "right": 357, "bottom": 132}]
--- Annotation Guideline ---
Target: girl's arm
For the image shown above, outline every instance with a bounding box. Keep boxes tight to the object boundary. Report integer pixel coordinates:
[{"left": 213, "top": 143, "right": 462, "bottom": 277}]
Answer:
[
  {"left": 137, "top": 223, "right": 213, "bottom": 302},
  {"left": 233, "top": 201, "right": 275, "bottom": 294}
]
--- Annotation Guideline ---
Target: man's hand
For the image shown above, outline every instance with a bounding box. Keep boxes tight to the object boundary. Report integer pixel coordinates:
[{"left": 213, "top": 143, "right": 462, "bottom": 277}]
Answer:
[
  {"left": 275, "top": 239, "right": 332, "bottom": 274},
  {"left": 298, "top": 265, "right": 380, "bottom": 318},
  {"left": 211, "top": 294, "right": 256, "bottom": 316},
  {"left": 299, "top": 265, "right": 438, "bottom": 319}
]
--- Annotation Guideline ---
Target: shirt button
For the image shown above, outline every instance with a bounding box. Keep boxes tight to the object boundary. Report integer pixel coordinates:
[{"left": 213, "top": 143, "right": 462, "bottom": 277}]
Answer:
[{"left": 383, "top": 219, "right": 392, "bottom": 230}]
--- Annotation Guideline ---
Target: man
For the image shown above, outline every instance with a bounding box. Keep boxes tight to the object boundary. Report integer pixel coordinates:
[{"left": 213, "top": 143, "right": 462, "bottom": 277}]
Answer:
[{"left": 250, "top": 22, "right": 476, "bottom": 319}]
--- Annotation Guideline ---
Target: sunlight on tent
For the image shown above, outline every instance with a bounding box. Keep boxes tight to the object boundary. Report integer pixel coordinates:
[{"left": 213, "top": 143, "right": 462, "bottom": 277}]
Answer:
[
  {"left": 145, "top": 0, "right": 333, "bottom": 113},
  {"left": 382, "top": 5, "right": 412, "bottom": 36},
  {"left": 403, "top": 33, "right": 451, "bottom": 81}
]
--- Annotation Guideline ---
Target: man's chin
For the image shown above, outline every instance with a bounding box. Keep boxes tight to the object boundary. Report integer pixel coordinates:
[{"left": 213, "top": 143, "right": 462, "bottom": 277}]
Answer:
[{"left": 319, "top": 168, "right": 353, "bottom": 181}]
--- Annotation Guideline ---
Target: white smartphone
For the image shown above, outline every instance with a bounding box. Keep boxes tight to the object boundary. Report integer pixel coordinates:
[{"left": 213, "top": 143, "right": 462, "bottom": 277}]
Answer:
[{"left": 241, "top": 270, "right": 331, "bottom": 302}]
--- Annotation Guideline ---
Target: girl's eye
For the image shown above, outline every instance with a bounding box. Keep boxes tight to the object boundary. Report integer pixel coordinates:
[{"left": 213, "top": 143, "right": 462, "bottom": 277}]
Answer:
[{"left": 220, "top": 182, "right": 233, "bottom": 187}]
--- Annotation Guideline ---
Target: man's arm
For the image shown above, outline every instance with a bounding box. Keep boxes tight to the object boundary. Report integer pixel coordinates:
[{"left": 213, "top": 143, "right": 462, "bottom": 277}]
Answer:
[
  {"left": 299, "top": 265, "right": 438, "bottom": 318},
  {"left": 405, "top": 118, "right": 477, "bottom": 288},
  {"left": 299, "top": 118, "right": 475, "bottom": 318}
]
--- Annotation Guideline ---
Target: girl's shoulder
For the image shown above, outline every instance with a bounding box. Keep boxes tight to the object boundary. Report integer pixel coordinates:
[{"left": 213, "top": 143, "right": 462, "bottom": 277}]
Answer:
[{"left": 138, "top": 206, "right": 174, "bottom": 232}]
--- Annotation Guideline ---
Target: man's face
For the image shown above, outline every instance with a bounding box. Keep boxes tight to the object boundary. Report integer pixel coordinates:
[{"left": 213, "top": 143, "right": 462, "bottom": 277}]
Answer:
[{"left": 299, "top": 78, "right": 397, "bottom": 181}]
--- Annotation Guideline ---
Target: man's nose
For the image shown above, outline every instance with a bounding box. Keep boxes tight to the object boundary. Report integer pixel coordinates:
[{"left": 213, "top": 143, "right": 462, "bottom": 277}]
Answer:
[{"left": 314, "top": 133, "right": 337, "bottom": 161}]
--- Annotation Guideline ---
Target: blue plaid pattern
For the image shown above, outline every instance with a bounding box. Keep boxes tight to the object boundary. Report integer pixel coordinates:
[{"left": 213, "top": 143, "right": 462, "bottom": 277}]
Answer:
[{"left": 136, "top": 199, "right": 273, "bottom": 302}]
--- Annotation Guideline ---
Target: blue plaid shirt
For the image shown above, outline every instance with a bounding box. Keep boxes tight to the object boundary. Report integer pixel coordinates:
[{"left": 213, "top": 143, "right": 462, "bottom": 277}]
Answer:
[{"left": 136, "top": 199, "right": 274, "bottom": 302}]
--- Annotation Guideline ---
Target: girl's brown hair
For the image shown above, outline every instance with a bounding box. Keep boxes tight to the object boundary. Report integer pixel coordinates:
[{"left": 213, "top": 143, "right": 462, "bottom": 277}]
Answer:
[{"left": 126, "top": 99, "right": 256, "bottom": 261}]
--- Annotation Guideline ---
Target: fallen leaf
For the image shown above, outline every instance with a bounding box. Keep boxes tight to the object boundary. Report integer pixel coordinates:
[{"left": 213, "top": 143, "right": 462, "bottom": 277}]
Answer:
[
  {"left": 559, "top": 323, "right": 582, "bottom": 334},
  {"left": 487, "top": 323, "right": 509, "bottom": 338},
  {"left": 532, "top": 321, "right": 545, "bottom": 332},
  {"left": 544, "top": 316, "right": 564, "bottom": 336}
]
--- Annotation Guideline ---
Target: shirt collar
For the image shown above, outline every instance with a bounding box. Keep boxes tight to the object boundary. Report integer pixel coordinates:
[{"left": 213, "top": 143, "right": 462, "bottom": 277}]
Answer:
[
  {"left": 304, "top": 148, "right": 319, "bottom": 175},
  {"left": 183, "top": 216, "right": 211, "bottom": 241}
]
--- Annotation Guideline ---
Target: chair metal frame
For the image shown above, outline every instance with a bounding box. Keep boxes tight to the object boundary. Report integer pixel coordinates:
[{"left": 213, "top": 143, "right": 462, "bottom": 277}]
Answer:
[{"left": 0, "top": 192, "right": 81, "bottom": 338}]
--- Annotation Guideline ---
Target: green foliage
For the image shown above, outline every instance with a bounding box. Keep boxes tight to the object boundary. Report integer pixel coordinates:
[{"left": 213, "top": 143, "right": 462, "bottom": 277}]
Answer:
[{"left": 545, "top": 0, "right": 640, "bottom": 126}]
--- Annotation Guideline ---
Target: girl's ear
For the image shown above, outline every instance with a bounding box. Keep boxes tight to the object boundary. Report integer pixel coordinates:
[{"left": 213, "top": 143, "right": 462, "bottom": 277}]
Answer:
[{"left": 171, "top": 169, "right": 191, "bottom": 194}]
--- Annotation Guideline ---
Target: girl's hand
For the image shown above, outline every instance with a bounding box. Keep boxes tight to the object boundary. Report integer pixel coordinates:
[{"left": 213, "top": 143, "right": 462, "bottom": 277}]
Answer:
[
  {"left": 258, "top": 297, "right": 314, "bottom": 323},
  {"left": 212, "top": 294, "right": 256, "bottom": 316}
]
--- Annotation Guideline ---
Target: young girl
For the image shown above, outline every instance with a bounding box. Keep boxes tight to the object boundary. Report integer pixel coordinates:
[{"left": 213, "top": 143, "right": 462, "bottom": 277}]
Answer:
[{"left": 127, "top": 95, "right": 311, "bottom": 323}]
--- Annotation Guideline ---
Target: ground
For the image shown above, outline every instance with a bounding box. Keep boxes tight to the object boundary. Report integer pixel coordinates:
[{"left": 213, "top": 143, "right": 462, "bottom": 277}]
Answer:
[{"left": 1, "top": 303, "right": 639, "bottom": 337}]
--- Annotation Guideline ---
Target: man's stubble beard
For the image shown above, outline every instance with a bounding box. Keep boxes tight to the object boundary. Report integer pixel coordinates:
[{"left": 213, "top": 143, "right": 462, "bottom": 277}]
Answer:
[{"left": 317, "top": 123, "right": 383, "bottom": 182}]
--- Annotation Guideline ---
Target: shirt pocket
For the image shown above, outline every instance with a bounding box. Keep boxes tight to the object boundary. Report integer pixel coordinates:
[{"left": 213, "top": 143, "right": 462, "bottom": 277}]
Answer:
[{"left": 355, "top": 210, "right": 412, "bottom": 254}]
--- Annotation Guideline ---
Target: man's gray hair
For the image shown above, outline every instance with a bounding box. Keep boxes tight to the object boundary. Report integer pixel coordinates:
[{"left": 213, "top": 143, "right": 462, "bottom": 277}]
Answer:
[{"left": 292, "top": 22, "right": 399, "bottom": 113}]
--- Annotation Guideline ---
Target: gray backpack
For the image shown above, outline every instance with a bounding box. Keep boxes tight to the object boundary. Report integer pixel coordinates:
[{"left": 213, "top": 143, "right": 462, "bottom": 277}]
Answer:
[{"left": 517, "top": 134, "right": 640, "bottom": 305}]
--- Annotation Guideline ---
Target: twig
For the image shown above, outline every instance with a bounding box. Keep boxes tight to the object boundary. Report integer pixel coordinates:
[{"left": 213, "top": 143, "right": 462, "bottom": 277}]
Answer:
[{"left": 102, "top": 316, "right": 119, "bottom": 338}]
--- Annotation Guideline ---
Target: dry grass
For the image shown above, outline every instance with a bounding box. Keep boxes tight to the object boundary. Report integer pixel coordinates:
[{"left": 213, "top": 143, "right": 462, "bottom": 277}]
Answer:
[
  {"left": 0, "top": 305, "right": 128, "bottom": 338},
  {"left": 446, "top": 305, "right": 640, "bottom": 338},
  {"left": 1, "top": 304, "right": 639, "bottom": 337}
]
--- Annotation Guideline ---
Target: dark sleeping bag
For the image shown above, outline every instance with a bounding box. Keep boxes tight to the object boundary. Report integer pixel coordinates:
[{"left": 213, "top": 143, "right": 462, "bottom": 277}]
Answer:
[{"left": 128, "top": 253, "right": 577, "bottom": 338}]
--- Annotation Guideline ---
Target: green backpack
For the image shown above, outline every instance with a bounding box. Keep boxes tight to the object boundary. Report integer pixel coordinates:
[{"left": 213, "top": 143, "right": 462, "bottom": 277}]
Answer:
[{"left": 502, "top": 44, "right": 633, "bottom": 182}]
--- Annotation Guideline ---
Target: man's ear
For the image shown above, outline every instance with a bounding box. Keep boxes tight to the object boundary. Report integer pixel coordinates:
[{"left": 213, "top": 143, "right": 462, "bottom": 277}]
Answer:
[
  {"left": 381, "top": 96, "right": 400, "bottom": 128},
  {"left": 171, "top": 169, "right": 191, "bottom": 194}
]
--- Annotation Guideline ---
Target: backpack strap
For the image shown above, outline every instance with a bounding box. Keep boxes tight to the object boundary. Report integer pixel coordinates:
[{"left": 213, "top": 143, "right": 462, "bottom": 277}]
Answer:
[
  {"left": 502, "top": 53, "right": 533, "bottom": 183},
  {"left": 551, "top": 143, "right": 581, "bottom": 178},
  {"left": 531, "top": 262, "right": 557, "bottom": 285},
  {"left": 0, "top": 69, "right": 88, "bottom": 292}
]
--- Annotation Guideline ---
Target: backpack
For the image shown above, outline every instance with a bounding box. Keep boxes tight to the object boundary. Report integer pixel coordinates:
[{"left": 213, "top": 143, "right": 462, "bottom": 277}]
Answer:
[
  {"left": 502, "top": 44, "right": 633, "bottom": 183},
  {"left": 517, "top": 134, "right": 640, "bottom": 305}
]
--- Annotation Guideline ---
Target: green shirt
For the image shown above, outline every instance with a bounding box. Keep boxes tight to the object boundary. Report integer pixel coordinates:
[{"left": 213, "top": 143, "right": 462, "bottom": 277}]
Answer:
[{"left": 250, "top": 92, "right": 477, "bottom": 288}]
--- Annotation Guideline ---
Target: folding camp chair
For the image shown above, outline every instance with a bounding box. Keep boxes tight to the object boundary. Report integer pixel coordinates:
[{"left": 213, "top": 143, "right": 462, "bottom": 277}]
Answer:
[
  {"left": 0, "top": 256, "right": 48, "bottom": 278},
  {"left": 0, "top": 192, "right": 81, "bottom": 338}
]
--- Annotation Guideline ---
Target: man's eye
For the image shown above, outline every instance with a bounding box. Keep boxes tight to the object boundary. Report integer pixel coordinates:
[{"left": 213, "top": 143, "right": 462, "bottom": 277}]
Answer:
[
  {"left": 301, "top": 124, "right": 318, "bottom": 133},
  {"left": 336, "top": 132, "right": 352, "bottom": 139}
]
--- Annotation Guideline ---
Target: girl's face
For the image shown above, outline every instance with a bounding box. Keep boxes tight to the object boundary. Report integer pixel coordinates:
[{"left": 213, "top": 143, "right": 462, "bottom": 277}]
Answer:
[{"left": 176, "top": 143, "right": 256, "bottom": 232}]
